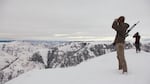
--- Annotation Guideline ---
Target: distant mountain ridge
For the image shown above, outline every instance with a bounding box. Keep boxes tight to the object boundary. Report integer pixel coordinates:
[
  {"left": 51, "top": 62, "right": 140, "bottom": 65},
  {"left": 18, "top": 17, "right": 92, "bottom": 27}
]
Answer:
[{"left": 0, "top": 40, "right": 14, "bottom": 43}]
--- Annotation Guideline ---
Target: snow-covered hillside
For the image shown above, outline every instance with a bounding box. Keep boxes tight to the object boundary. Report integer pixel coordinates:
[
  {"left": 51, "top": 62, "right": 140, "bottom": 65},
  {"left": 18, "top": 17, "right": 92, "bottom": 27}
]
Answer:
[
  {"left": 0, "top": 41, "right": 47, "bottom": 84},
  {"left": 5, "top": 49, "right": 150, "bottom": 84},
  {"left": 0, "top": 41, "right": 116, "bottom": 84},
  {"left": 0, "top": 40, "right": 149, "bottom": 84}
]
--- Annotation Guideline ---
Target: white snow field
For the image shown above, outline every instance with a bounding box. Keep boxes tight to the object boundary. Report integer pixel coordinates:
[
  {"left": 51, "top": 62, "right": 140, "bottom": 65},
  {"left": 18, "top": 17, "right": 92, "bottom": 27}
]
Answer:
[{"left": 6, "top": 49, "right": 150, "bottom": 84}]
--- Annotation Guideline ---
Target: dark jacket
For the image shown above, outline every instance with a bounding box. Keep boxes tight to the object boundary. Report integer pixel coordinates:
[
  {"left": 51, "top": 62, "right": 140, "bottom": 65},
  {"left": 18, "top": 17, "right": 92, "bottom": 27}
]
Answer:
[
  {"left": 112, "top": 20, "right": 129, "bottom": 44},
  {"left": 133, "top": 33, "right": 140, "bottom": 44}
]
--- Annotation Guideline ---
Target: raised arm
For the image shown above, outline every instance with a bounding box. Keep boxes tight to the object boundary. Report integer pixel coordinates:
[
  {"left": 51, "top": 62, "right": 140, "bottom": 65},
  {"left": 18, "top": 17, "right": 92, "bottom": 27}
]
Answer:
[{"left": 112, "top": 19, "right": 118, "bottom": 29}]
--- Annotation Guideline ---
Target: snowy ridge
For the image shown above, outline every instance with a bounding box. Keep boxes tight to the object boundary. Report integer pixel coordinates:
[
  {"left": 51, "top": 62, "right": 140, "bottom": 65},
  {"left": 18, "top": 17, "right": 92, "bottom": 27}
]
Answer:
[
  {"left": 0, "top": 41, "right": 48, "bottom": 84},
  {"left": 0, "top": 41, "right": 118, "bottom": 84},
  {"left": 0, "top": 41, "right": 149, "bottom": 84},
  {"left": 5, "top": 49, "right": 150, "bottom": 84}
]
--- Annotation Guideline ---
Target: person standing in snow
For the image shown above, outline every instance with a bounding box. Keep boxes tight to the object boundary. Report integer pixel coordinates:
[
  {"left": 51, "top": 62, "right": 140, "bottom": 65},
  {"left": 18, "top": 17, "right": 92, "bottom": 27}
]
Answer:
[
  {"left": 133, "top": 32, "right": 141, "bottom": 53},
  {"left": 112, "top": 16, "right": 129, "bottom": 73}
]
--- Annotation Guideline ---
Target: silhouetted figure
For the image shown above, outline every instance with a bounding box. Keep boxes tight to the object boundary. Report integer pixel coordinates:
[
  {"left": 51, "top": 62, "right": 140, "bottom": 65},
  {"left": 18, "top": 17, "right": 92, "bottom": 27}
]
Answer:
[
  {"left": 133, "top": 32, "right": 141, "bottom": 53},
  {"left": 112, "top": 16, "right": 129, "bottom": 74}
]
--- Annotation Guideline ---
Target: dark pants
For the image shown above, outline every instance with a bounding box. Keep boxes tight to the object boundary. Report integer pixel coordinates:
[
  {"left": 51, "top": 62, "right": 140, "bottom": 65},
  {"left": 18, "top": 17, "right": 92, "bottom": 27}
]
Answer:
[{"left": 135, "top": 43, "right": 141, "bottom": 53}]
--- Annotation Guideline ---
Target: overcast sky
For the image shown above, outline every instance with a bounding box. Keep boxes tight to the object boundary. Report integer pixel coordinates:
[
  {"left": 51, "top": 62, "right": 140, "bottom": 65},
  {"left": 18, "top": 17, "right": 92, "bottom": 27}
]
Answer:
[{"left": 0, "top": 0, "right": 150, "bottom": 41}]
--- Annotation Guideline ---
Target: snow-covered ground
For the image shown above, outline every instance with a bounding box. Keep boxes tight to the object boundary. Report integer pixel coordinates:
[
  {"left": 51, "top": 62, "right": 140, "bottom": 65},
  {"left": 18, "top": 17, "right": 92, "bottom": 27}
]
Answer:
[{"left": 5, "top": 49, "right": 150, "bottom": 84}]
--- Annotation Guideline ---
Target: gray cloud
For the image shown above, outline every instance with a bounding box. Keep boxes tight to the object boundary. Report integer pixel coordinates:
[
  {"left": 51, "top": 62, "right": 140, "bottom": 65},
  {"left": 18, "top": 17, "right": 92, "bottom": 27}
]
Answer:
[{"left": 0, "top": 0, "right": 150, "bottom": 40}]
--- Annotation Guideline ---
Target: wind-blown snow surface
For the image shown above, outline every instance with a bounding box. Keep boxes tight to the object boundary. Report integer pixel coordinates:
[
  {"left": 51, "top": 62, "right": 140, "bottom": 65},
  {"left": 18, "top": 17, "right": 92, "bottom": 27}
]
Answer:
[{"left": 6, "top": 49, "right": 150, "bottom": 84}]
